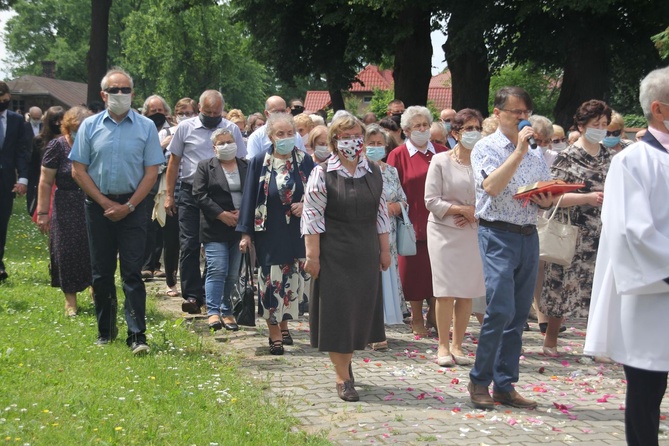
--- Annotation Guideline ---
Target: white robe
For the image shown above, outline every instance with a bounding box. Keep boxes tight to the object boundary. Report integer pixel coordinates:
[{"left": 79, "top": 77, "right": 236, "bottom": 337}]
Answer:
[{"left": 583, "top": 137, "right": 669, "bottom": 371}]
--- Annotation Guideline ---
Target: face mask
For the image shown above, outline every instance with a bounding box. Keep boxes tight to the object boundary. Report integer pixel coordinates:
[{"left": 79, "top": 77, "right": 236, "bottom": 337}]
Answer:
[
  {"left": 147, "top": 112, "right": 166, "bottom": 128},
  {"left": 106, "top": 93, "right": 132, "bottom": 115},
  {"left": 199, "top": 113, "right": 222, "bottom": 129},
  {"left": 0, "top": 101, "right": 9, "bottom": 112},
  {"left": 70, "top": 131, "right": 77, "bottom": 142},
  {"left": 314, "top": 144, "right": 330, "bottom": 161},
  {"left": 552, "top": 142, "right": 567, "bottom": 151},
  {"left": 30, "top": 119, "right": 41, "bottom": 126},
  {"left": 49, "top": 122, "right": 62, "bottom": 135},
  {"left": 410, "top": 129, "right": 431, "bottom": 146},
  {"left": 176, "top": 114, "right": 192, "bottom": 123},
  {"left": 290, "top": 106, "right": 305, "bottom": 116},
  {"left": 274, "top": 137, "right": 295, "bottom": 155},
  {"left": 601, "top": 135, "right": 621, "bottom": 148},
  {"left": 337, "top": 137, "right": 364, "bottom": 161},
  {"left": 390, "top": 113, "right": 402, "bottom": 126},
  {"left": 365, "top": 145, "right": 386, "bottom": 162},
  {"left": 584, "top": 127, "right": 607, "bottom": 144},
  {"left": 460, "top": 131, "right": 482, "bottom": 150},
  {"left": 443, "top": 121, "right": 452, "bottom": 133},
  {"left": 215, "top": 143, "right": 237, "bottom": 161}
]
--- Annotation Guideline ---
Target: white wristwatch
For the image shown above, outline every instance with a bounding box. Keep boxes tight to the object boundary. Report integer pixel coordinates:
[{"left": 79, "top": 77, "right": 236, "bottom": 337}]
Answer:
[{"left": 126, "top": 201, "right": 135, "bottom": 212}]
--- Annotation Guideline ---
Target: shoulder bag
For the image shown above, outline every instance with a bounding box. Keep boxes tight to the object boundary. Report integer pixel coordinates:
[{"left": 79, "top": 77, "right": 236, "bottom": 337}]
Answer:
[
  {"left": 396, "top": 202, "right": 417, "bottom": 256},
  {"left": 537, "top": 195, "right": 578, "bottom": 266}
]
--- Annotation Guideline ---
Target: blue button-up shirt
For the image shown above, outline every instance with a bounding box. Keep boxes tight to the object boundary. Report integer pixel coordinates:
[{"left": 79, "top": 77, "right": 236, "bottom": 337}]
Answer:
[
  {"left": 471, "top": 129, "right": 551, "bottom": 225},
  {"left": 69, "top": 109, "right": 165, "bottom": 195},
  {"left": 245, "top": 125, "right": 307, "bottom": 160},
  {"left": 167, "top": 116, "right": 246, "bottom": 184}
]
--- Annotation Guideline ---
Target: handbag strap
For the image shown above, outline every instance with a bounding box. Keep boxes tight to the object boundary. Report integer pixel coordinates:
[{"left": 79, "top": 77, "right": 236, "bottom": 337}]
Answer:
[
  {"left": 399, "top": 201, "right": 410, "bottom": 223},
  {"left": 238, "top": 250, "right": 253, "bottom": 282},
  {"left": 546, "top": 194, "right": 572, "bottom": 225}
]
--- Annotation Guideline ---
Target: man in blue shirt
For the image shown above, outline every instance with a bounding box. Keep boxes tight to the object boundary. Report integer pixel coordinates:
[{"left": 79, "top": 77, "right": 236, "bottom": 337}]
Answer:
[
  {"left": 245, "top": 95, "right": 306, "bottom": 160},
  {"left": 70, "top": 67, "right": 164, "bottom": 355},
  {"left": 468, "top": 87, "right": 553, "bottom": 410}
]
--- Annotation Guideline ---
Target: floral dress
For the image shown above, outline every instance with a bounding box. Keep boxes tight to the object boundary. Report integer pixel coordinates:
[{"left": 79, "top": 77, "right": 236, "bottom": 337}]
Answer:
[
  {"left": 540, "top": 145, "right": 612, "bottom": 318},
  {"left": 380, "top": 163, "right": 408, "bottom": 322}
]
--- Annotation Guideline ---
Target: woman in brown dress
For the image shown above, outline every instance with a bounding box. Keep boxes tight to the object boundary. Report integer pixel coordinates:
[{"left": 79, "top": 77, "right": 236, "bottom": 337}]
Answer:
[
  {"left": 35, "top": 106, "right": 93, "bottom": 316},
  {"left": 302, "top": 114, "right": 391, "bottom": 402}
]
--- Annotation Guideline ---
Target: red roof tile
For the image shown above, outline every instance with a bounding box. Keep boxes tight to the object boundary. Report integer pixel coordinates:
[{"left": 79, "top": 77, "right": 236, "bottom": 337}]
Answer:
[
  {"left": 304, "top": 90, "right": 331, "bottom": 112},
  {"left": 429, "top": 72, "right": 451, "bottom": 88},
  {"left": 350, "top": 65, "right": 394, "bottom": 92},
  {"left": 7, "top": 75, "right": 87, "bottom": 108},
  {"left": 427, "top": 87, "right": 452, "bottom": 111}
]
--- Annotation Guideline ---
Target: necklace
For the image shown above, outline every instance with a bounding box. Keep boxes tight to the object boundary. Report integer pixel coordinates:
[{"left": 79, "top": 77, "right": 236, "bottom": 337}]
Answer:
[{"left": 452, "top": 146, "right": 471, "bottom": 167}]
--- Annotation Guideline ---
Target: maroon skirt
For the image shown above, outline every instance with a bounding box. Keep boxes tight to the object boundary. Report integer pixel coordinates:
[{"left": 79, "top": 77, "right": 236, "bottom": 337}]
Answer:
[{"left": 398, "top": 240, "right": 433, "bottom": 301}]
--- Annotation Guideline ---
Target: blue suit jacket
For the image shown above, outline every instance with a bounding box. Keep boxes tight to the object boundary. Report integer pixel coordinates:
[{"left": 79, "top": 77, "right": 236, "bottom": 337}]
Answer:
[{"left": 1, "top": 110, "right": 30, "bottom": 191}]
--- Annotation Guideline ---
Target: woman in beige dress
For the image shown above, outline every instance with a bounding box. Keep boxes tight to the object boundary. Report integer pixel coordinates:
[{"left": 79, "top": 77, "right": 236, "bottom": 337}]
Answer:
[{"left": 425, "top": 108, "right": 486, "bottom": 367}]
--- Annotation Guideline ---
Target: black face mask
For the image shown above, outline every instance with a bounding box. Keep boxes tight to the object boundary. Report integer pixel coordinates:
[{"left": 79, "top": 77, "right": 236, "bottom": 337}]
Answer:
[
  {"left": 49, "top": 122, "right": 62, "bottom": 135},
  {"left": 199, "top": 113, "right": 222, "bottom": 129},
  {"left": 290, "top": 106, "right": 305, "bottom": 116},
  {"left": 390, "top": 112, "right": 402, "bottom": 126},
  {"left": 0, "top": 101, "right": 9, "bottom": 112},
  {"left": 147, "top": 112, "right": 166, "bottom": 128}
]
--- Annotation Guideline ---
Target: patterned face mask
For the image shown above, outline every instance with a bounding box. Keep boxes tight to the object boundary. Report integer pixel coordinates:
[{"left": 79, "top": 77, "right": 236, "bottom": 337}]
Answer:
[{"left": 337, "top": 137, "right": 364, "bottom": 161}]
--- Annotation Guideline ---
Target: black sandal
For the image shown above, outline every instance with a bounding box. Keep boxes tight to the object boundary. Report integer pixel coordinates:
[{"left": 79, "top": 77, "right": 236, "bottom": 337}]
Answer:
[
  {"left": 269, "top": 339, "right": 284, "bottom": 355},
  {"left": 281, "top": 329, "right": 293, "bottom": 345}
]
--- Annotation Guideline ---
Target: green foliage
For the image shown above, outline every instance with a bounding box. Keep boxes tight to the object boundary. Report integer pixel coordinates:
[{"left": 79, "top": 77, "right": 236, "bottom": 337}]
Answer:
[
  {"left": 344, "top": 94, "right": 362, "bottom": 115},
  {"left": 0, "top": 201, "right": 328, "bottom": 445},
  {"left": 624, "top": 114, "right": 647, "bottom": 128},
  {"left": 488, "top": 63, "right": 560, "bottom": 118},
  {"left": 368, "top": 88, "right": 395, "bottom": 120},
  {"left": 652, "top": 26, "right": 669, "bottom": 59}
]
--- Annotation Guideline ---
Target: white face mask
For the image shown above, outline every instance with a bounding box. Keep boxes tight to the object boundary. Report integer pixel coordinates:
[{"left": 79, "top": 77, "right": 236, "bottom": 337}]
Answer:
[
  {"left": 584, "top": 127, "right": 607, "bottom": 144},
  {"left": 460, "top": 131, "right": 482, "bottom": 150},
  {"left": 410, "top": 129, "right": 430, "bottom": 146},
  {"left": 215, "top": 143, "right": 237, "bottom": 161},
  {"left": 106, "top": 93, "right": 132, "bottom": 115},
  {"left": 552, "top": 142, "right": 567, "bottom": 151},
  {"left": 30, "top": 118, "right": 41, "bottom": 126},
  {"left": 336, "top": 138, "right": 364, "bottom": 161},
  {"left": 313, "top": 144, "right": 330, "bottom": 161},
  {"left": 664, "top": 120, "right": 669, "bottom": 133}
]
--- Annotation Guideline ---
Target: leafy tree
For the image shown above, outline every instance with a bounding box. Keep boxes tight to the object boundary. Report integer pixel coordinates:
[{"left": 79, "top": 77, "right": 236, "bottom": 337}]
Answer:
[
  {"left": 488, "top": 63, "right": 561, "bottom": 118},
  {"left": 368, "top": 88, "right": 395, "bottom": 120},
  {"left": 651, "top": 26, "right": 669, "bottom": 59}
]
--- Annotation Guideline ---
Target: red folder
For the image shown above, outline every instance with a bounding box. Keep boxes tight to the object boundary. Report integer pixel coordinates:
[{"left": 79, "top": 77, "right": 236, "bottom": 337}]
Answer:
[{"left": 513, "top": 180, "right": 585, "bottom": 206}]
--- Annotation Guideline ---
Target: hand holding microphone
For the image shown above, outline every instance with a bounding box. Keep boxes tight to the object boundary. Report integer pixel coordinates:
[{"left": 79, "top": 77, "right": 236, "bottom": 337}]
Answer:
[{"left": 518, "top": 120, "right": 537, "bottom": 150}]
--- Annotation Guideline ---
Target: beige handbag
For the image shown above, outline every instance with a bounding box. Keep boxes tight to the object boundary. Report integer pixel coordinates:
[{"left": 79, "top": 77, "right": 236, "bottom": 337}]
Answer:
[{"left": 537, "top": 195, "right": 578, "bottom": 266}]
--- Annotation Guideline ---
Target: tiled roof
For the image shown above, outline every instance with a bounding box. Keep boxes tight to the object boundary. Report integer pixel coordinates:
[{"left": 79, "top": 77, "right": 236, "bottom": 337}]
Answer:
[
  {"left": 7, "top": 75, "right": 87, "bottom": 107},
  {"left": 304, "top": 90, "right": 332, "bottom": 112},
  {"left": 350, "top": 65, "right": 394, "bottom": 92},
  {"left": 429, "top": 72, "right": 451, "bottom": 88},
  {"left": 427, "top": 87, "right": 452, "bottom": 111}
]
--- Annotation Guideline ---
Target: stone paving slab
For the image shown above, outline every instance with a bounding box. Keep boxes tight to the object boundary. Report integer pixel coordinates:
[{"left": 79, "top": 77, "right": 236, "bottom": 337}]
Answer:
[{"left": 150, "top": 285, "right": 669, "bottom": 445}]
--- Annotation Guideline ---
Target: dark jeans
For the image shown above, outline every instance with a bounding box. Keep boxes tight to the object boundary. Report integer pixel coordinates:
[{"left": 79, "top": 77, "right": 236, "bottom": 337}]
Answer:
[
  {"left": 177, "top": 186, "right": 203, "bottom": 305},
  {"left": 623, "top": 364, "right": 668, "bottom": 446},
  {"left": 162, "top": 210, "right": 180, "bottom": 288},
  {"left": 85, "top": 196, "right": 149, "bottom": 346}
]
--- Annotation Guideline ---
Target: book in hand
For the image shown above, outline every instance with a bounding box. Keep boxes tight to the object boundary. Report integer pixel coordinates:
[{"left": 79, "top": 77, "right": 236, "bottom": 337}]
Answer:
[{"left": 513, "top": 180, "right": 585, "bottom": 205}]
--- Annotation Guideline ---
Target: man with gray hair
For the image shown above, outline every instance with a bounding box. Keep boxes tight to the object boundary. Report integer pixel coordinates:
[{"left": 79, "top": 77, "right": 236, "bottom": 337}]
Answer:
[
  {"left": 70, "top": 67, "right": 164, "bottom": 354},
  {"left": 245, "top": 95, "right": 306, "bottom": 159},
  {"left": 164, "top": 90, "right": 245, "bottom": 314},
  {"left": 584, "top": 65, "right": 669, "bottom": 446}
]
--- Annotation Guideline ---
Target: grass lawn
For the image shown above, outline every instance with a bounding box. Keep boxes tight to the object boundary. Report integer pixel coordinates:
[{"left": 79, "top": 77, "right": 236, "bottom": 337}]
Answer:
[{"left": 0, "top": 198, "right": 328, "bottom": 445}]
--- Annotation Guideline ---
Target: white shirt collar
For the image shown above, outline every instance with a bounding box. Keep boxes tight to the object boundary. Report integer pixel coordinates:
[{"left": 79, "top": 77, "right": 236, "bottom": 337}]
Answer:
[{"left": 406, "top": 138, "right": 436, "bottom": 157}]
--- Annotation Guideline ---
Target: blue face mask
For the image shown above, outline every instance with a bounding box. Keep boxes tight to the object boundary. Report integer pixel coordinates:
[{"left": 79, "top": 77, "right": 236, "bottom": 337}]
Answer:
[
  {"left": 443, "top": 121, "right": 452, "bottom": 133},
  {"left": 365, "top": 146, "right": 386, "bottom": 162},
  {"left": 601, "top": 135, "right": 621, "bottom": 148},
  {"left": 274, "top": 137, "right": 295, "bottom": 155},
  {"left": 70, "top": 131, "right": 77, "bottom": 143}
]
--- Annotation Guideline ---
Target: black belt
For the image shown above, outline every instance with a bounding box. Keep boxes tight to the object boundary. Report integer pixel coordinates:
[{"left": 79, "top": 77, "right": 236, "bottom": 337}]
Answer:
[
  {"left": 105, "top": 193, "right": 133, "bottom": 202},
  {"left": 180, "top": 182, "right": 192, "bottom": 192},
  {"left": 479, "top": 219, "right": 536, "bottom": 235}
]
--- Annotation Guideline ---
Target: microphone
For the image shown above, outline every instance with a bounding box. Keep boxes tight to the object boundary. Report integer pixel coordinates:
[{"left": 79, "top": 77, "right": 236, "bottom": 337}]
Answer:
[{"left": 518, "top": 120, "right": 537, "bottom": 149}]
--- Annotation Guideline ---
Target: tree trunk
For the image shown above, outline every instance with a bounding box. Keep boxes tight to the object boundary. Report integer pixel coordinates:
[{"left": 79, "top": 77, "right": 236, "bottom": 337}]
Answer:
[
  {"left": 553, "top": 29, "right": 610, "bottom": 130},
  {"left": 393, "top": 7, "right": 432, "bottom": 107},
  {"left": 87, "top": 0, "right": 113, "bottom": 104},
  {"left": 443, "top": 2, "right": 490, "bottom": 116},
  {"left": 329, "top": 88, "right": 345, "bottom": 112}
]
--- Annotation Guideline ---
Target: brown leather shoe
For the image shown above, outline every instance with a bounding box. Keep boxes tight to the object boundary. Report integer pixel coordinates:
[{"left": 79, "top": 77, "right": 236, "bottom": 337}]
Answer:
[
  {"left": 336, "top": 380, "right": 359, "bottom": 402},
  {"left": 493, "top": 389, "right": 538, "bottom": 409},
  {"left": 468, "top": 381, "right": 495, "bottom": 410},
  {"left": 181, "top": 298, "right": 201, "bottom": 314}
]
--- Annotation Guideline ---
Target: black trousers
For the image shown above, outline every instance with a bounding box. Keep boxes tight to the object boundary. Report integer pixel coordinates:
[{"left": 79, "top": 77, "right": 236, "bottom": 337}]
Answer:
[
  {"left": 141, "top": 194, "right": 163, "bottom": 272},
  {"left": 85, "top": 196, "right": 149, "bottom": 345},
  {"left": 177, "top": 186, "right": 203, "bottom": 305},
  {"left": 0, "top": 179, "right": 13, "bottom": 270},
  {"left": 623, "top": 364, "right": 668, "bottom": 446},
  {"left": 162, "top": 210, "right": 180, "bottom": 288}
]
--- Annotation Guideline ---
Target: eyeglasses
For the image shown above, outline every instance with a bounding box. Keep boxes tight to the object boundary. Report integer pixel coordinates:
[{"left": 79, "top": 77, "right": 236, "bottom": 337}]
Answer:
[
  {"left": 177, "top": 112, "right": 194, "bottom": 118},
  {"left": 462, "top": 125, "right": 482, "bottom": 132},
  {"left": 551, "top": 137, "right": 567, "bottom": 144},
  {"left": 606, "top": 129, "right": 622, "bottom": 137},
  {"left": 441, "top": 119, "right": 452, "bottom": 123},
  {"left": 105, "top": 87, "right": 132, "bottom": 94},
  {"left": 337, "top": 134, "right": 363, "bottom": 141},
  {"left": 501, "top": 108, "right": 533, "bottom": 117}
]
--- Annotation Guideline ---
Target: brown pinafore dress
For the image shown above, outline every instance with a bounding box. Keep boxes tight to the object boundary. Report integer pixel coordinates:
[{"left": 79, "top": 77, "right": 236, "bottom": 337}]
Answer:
[{"left": 309, "top": 161, "right": 386, "bottom": 353}]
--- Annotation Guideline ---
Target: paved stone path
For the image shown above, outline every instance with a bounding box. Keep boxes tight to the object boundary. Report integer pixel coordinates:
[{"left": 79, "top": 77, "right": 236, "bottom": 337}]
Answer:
[{"left": 150, "top": 284, "right": 669, "bottom": 445}]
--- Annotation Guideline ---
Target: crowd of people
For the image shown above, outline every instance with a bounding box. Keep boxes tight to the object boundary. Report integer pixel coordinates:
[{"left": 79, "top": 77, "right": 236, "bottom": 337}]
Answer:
[{"left": 1, "top": 64, "right": 668, "bottom": 445}]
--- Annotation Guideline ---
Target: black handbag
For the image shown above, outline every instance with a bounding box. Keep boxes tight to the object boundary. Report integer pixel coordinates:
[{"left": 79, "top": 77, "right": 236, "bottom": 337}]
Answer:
[{"left": 233, "top": 251, "right": 256, "bottom": 327}]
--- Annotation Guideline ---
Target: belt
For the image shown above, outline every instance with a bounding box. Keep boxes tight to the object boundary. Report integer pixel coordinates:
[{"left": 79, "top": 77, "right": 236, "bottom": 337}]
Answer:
[
  {"left": 479, "top": 219, "right": 536, "bottom": 235},
  {"left": 105, "top": 193, "right": 133, "bottom": 202},
  {"left": 180, "top": 182, "right": 193, "bottom": 192}
]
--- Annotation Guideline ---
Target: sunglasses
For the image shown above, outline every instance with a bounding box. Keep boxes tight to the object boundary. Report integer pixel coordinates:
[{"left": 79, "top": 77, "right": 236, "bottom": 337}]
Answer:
[
  {"left": 606, "top": 130, "right": 622, "bottom": 137},
  {"left": 462, "top": 125, "right": 483, "bottom": 132},
  {"left": 105, "top": 87, "right": 132, "bottom": 94}
]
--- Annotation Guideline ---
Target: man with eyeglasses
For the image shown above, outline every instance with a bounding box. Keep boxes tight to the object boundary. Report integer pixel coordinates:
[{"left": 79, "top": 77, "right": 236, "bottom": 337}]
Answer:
[
  {"left": 439, "top": 108, "right": 457, "bottom": 149},
  {"left": 0, "top": 81, "right": 31, "bottom": 282},
  {"left": 70, "top": 67, "right": 165, "bottom": 355},
  {"left": 467, "top": 86, "right": 553, "bottom": 410},
  {"left": 245, "top": 96, "right": 307, "bottom": 160},
  {"left": 164, "top": 90, "right": 245, "bottom": 314}
]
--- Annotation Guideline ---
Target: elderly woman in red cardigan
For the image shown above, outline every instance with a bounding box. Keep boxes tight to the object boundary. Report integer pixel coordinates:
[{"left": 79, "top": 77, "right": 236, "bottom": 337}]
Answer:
[{"left": 387, "top": 106, "right": 448, "bottom": 335}]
